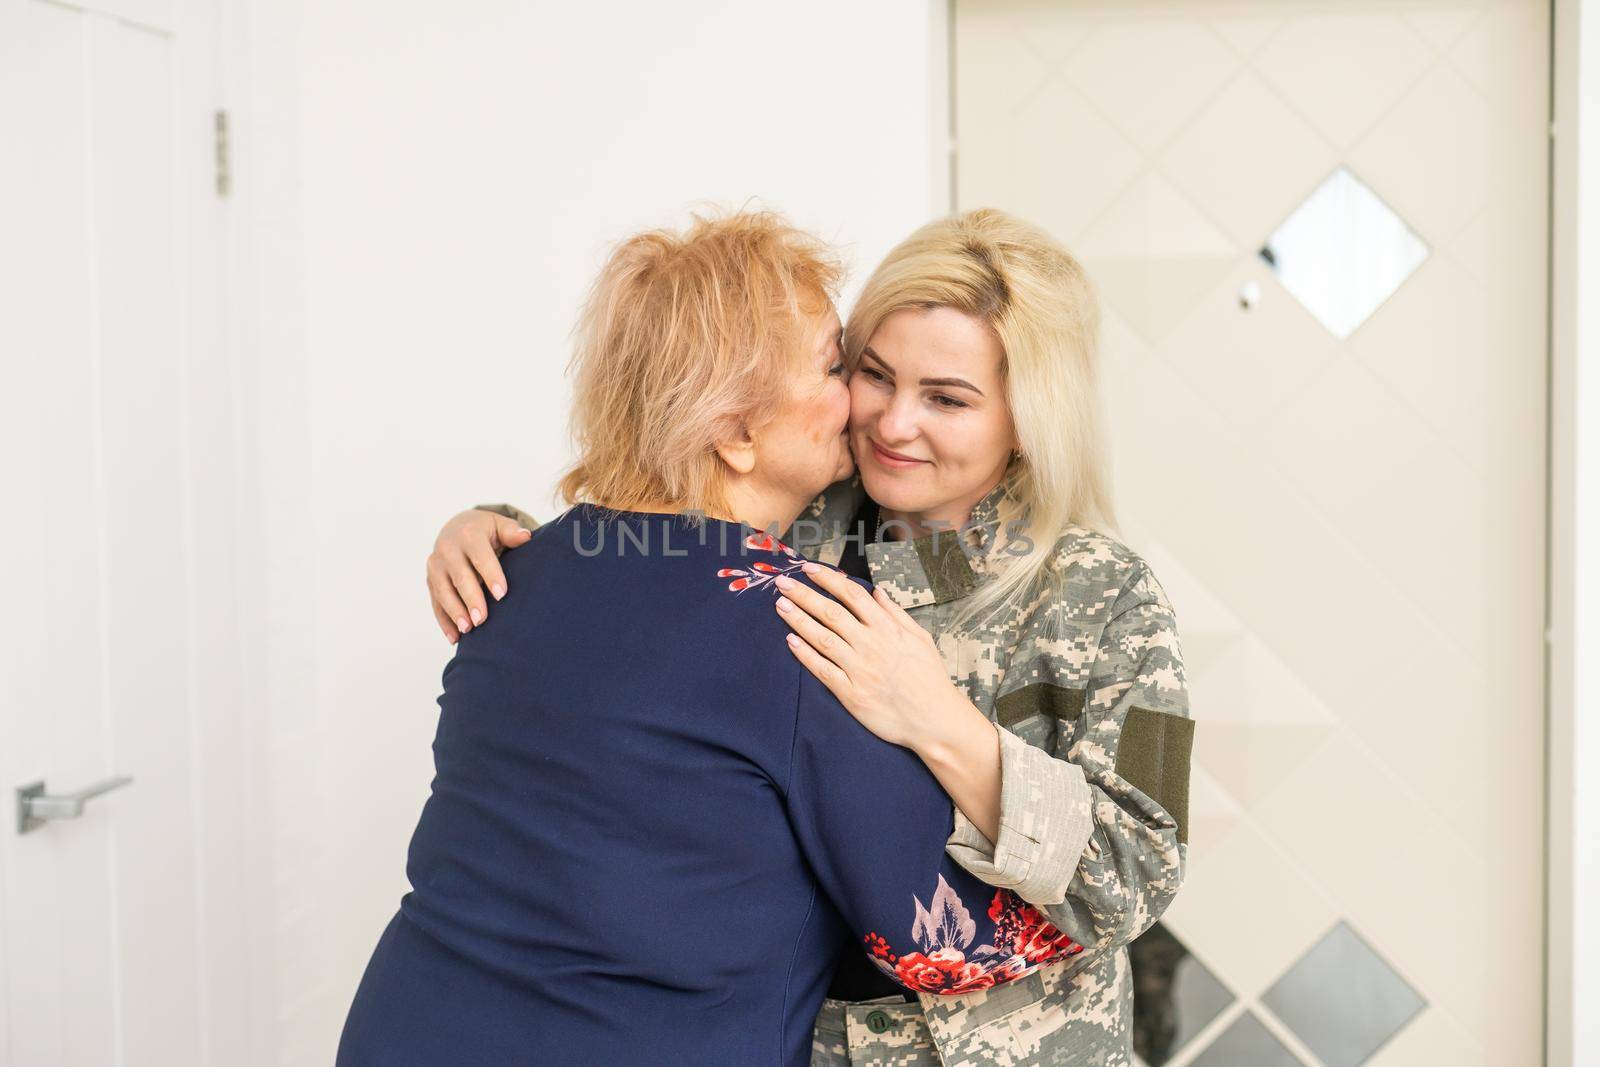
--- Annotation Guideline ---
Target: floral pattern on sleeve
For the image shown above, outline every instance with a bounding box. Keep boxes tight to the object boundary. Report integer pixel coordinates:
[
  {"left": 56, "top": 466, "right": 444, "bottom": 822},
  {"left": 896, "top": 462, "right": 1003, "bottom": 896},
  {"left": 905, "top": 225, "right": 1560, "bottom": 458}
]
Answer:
[
  {"left": 862, "top": 874, "right": 1083, "bottom": 995},
  {"left": 716, "top": 532, "right": 810, "bottom": 594}
]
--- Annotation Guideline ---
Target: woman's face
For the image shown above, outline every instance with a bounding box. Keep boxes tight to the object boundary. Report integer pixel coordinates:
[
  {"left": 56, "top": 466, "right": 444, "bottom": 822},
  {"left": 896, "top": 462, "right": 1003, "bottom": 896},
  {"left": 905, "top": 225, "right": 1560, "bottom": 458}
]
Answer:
[
  {"left": 848, "top": 306, "right": 1017, "bottom": 523},
  {"left": 750, "top": 304, "right": 854, "bottom": 506}
]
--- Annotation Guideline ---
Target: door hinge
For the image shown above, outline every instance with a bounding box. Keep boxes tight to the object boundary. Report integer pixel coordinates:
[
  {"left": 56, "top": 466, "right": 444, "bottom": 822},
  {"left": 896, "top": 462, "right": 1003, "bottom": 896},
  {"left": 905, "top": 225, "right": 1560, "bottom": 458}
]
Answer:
[{"left": 214, "top": 109, "right": 231, "bottom": 198}]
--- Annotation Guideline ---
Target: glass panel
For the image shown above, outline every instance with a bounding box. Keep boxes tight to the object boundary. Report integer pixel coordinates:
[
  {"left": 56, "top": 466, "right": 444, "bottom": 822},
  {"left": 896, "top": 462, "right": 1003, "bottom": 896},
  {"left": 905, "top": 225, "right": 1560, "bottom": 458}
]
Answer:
[
  {"left": 1261, "top": 920, "right": 1426, "bottom": 1067},
  {"left": 1129, "top": 922, "right": 1234, "bottom": 1065},
  {"left": 1259, "top": 167, "right": 1429, "bottom": 339},
  {"left": 1188, "top": 1011, "right": 1305, "bottom": 1067}
]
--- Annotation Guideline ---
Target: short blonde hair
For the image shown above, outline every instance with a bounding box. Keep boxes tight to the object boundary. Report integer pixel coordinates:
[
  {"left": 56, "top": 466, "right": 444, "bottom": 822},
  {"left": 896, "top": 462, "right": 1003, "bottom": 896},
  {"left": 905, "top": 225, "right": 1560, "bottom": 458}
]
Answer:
[
  {"left": 557, "top": 210, "right": 841, "bottom": 515},
  {"left": 844, "top": 208, "right": 1113, "bottom": 626}
]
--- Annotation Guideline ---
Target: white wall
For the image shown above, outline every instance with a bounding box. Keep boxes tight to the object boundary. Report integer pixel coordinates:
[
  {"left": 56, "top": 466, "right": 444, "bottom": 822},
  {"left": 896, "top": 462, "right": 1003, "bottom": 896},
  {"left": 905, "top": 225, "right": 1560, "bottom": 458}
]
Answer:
[
  {"left": 1551, "top": 2, "right": 1599, "bottom": 1064},
  {"left": 233, "top": 1, "right": 946, "bottom": 1060}
]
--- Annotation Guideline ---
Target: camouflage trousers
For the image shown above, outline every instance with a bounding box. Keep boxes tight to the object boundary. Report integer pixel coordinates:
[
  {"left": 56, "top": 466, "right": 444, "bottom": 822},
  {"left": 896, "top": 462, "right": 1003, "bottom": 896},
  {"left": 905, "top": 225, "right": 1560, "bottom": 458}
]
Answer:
[{"left": 810, "top": 948, "right": 1133, "bottom": 1066}]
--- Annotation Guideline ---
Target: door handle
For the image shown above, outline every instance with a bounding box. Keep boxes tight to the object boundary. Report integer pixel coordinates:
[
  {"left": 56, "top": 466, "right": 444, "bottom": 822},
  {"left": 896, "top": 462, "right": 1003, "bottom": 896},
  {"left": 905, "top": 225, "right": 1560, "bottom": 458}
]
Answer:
[{"left": 16, "top": 775, "right": 134, "bottom": 834}]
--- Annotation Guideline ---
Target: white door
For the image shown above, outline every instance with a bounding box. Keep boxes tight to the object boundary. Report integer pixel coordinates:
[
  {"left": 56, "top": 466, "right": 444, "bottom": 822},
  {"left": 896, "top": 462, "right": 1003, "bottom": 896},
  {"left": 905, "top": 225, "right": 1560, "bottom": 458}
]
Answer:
[
  {"left": 0, "top": 0, "right": 252, "bottom": 1063},
  {"left": 957, "top": 2, "right": 1547, "bottom": 1065}
]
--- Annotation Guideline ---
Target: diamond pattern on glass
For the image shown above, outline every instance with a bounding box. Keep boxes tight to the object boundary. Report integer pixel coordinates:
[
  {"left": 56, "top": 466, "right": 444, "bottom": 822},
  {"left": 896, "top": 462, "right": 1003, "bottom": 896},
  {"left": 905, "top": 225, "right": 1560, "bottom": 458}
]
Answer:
[
  {"left": 1261, "top": 920, "right": 1426, "bottom": 1067},
  {"left": 1128, "top": 922, "right": 1234, "bottom": 1065},
  {"left": 1188, "top": 1011, "right": 1305, "bottom": 1067},
  {"left": 1259, "top": 167, "right": 1429, "bottom": 339}
]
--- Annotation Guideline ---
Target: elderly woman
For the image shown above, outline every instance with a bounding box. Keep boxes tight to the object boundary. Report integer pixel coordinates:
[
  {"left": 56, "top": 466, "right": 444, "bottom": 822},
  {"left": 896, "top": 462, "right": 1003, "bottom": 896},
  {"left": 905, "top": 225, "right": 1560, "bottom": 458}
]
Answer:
[
  {"left": 336, "top": 212, "right": 1078, "bottom": 1067},
  {"left": 433, "top": 208, "right": 1194, "bottom": 1066}
]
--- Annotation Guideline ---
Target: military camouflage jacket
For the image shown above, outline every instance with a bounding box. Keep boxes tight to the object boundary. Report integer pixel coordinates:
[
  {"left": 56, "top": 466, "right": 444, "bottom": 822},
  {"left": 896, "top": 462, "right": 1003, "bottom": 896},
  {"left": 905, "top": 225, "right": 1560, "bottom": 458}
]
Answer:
[{"left": 478, "top": 465, "right": 1193, "bottom": 1066}]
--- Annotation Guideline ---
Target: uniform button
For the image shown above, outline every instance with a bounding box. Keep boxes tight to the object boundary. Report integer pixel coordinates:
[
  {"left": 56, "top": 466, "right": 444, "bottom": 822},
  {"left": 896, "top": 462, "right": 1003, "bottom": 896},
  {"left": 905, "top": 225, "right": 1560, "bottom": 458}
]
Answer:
[{"left": 866, "top": 1010, "right": 890, "bottom": 1034}]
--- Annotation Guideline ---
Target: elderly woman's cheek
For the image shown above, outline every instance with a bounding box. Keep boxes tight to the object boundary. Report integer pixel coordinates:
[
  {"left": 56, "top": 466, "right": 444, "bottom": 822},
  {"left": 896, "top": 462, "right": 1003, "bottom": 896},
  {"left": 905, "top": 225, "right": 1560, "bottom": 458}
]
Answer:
[
  {"left": 804, "top": 416, "right": 832, "bottom": 450},
  {"left": 831, "top": 384, "right": 853, "bottom": 438}
]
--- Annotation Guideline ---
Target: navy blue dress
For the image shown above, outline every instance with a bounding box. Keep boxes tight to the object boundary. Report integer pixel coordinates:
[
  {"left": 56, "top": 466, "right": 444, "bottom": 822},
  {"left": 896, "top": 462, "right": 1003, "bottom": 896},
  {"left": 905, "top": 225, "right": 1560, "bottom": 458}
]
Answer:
[{"left": 337, "top": 505, "right": 1081, "bottom": 1066}]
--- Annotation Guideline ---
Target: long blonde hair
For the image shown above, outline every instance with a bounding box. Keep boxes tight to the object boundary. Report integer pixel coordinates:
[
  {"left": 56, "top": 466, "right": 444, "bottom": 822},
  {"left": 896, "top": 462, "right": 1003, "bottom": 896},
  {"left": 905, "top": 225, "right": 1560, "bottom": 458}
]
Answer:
[
  {"left": 557, "top": 210, "right": 841, "bottom": 516},
  {"left": 844, "top": 208, "right": 1114, "bottom": 628}
]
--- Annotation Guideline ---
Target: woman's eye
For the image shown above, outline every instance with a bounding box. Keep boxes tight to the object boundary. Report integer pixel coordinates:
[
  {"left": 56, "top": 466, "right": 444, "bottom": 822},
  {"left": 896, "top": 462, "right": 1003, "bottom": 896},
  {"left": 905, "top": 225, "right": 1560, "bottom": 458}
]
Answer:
[
  {"left": 861, "top": 368, "right": 887, "bottom": 383},
  {"left": 828, "top": 362, "right": 846, "bottom": 377},
  {"left": 932, "top": 394, "right": 968, "bottom": 410}
]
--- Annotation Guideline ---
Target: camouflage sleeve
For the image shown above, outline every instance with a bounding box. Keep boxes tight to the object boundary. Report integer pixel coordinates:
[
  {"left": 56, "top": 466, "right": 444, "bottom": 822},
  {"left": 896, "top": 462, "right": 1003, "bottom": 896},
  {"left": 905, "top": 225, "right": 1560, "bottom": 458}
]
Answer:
[
  {"left": 943, "top": 725, "right": 1096, "bottom": 898},
  {"left": 1040, "top": 561, "right": 1193, "bottom": 962},
  {"left": 473, "top": 502, "right": 540, "bottom": 531}
]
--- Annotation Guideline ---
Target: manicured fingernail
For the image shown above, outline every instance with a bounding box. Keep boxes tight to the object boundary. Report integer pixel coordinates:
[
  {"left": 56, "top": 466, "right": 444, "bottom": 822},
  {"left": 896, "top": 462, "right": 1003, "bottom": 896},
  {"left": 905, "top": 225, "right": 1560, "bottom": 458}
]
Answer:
[
  {"left": 786, "top": 634, "right": 800, "bottom": 646},
  {"left": 517, "top": 527, "right": 530, "bottom": 536},
  {"left": 491, "top": 583, "right": 506, "bottom": 600},
  {"left": 456, "top": 617, "right": 470, "bottom": 633},
  {"left": 470, "top": 607, "right": 483, "bottom": 624},
  {"left": 775, "top": 575, "right": 796, "bottom": 589},
  {"left": 775, "top": 596, "right": 793, "bottom": 613},
  {"left": 801, "top": 562, "right": 822, "bottom": 573}
]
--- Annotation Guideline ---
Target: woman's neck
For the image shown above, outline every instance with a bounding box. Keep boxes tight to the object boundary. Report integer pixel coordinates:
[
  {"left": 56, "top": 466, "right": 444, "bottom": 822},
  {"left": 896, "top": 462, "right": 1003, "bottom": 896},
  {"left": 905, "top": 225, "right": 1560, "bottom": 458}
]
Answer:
[
  {"left": 877, "top": 506, "right": 972, "bottom": 542},
  {"left": 603, "top": 492, "right": 801, "bottom": 537},
  {"left": 715, "top": 482, "right": 808, "bottom": 539},
  {"left": 877, "top": 475, "right": 1004, "bottom": 542}
]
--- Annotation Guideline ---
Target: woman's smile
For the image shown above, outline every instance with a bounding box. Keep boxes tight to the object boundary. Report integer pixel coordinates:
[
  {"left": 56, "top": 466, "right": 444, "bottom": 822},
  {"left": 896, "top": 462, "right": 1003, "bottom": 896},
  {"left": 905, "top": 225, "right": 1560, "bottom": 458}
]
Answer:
[{"left": 867, "top": 439, "right": 929, "bottom": 470}]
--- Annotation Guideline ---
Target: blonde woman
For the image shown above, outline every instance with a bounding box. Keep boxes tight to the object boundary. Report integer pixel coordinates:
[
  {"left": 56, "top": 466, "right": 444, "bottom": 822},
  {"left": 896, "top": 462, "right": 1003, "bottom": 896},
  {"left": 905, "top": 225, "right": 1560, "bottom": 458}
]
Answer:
[{"left": 430, "top": 209, "right": 1194, "bottom": 1066}]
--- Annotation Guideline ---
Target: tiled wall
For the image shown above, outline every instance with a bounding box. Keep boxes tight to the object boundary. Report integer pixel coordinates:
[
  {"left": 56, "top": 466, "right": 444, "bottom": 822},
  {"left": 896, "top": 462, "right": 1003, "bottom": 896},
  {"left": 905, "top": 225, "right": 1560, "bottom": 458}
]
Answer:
[{"left": 957, "top": 2, "right": 1549, "bottom": 1063}]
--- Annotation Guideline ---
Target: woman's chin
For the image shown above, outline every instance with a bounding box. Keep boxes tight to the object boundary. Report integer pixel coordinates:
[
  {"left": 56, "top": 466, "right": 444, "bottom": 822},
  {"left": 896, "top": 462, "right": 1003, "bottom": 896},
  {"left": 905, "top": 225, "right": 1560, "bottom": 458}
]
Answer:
[{"left": 858, "top": 467, "right": 914, "bottom": 510}]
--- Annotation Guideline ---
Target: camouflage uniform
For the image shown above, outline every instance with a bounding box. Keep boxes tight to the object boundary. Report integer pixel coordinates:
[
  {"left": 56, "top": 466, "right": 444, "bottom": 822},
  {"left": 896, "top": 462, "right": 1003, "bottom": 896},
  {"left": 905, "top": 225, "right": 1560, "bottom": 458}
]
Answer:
[{"left": 477, "top": 462, "right": 1193, "bottom": 1065}]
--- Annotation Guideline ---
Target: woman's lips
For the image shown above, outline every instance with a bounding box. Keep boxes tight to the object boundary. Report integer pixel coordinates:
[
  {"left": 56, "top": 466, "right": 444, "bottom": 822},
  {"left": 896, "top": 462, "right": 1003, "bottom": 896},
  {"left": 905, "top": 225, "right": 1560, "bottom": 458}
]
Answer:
[{"left": 870, "top": 440, "right": 928, "bottom": 469}]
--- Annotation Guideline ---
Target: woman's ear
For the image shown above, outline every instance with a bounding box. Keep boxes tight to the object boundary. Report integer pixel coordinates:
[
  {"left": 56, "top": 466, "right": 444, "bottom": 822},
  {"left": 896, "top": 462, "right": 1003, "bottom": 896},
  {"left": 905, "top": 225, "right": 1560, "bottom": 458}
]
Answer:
[{"left": 713, "top": 420, "right": 757, "bottom": 475}]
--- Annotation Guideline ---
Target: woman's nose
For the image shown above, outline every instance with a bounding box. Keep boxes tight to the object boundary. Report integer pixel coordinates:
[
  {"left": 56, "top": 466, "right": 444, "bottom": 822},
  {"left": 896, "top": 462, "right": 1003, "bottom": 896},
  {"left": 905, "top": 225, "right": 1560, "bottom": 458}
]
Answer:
[{"left": 875, "top": 394, "right": 920, "bottom": 444}]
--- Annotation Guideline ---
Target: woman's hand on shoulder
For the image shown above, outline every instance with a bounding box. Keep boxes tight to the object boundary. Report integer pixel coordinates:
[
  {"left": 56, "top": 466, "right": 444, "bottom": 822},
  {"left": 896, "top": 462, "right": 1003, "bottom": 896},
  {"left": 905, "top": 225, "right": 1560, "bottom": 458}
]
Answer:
[
  {"left": 775, "top": 563, "right": 958, "bottom": 751},
  {"left": 426, "top": 508, "right": 532, "bottom": 643}
]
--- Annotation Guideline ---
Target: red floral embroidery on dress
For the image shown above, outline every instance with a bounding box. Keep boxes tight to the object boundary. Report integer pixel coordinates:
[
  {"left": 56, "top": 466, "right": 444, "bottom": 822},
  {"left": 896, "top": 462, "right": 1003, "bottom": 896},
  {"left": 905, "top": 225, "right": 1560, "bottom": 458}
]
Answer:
[
  {"left": 862, "top": 874, "right": 1083, "bottom": 995},
  {"left": 990, "top": 892, "right": 1082, "bottom": 964},
  {"left": 715, "top": 532, "right": 808, "bottom": 593}
]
